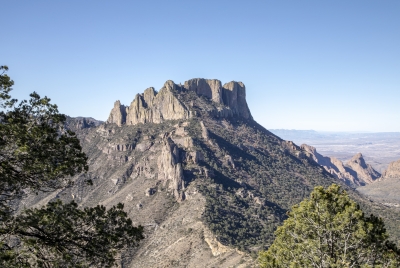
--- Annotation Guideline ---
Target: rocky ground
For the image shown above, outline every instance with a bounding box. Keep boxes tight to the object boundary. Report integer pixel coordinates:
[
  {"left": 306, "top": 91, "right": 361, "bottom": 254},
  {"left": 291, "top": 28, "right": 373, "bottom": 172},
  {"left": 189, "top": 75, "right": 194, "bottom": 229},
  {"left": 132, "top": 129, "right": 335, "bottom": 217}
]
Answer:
[{"left": 21, "top": 79, "right": 400, "bottom": 267}]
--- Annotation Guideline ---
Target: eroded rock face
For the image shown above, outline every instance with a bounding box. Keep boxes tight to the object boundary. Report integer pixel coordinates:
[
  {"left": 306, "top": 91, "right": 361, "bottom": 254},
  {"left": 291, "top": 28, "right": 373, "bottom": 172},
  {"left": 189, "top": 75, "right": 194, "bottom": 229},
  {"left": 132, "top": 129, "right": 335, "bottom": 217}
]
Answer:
[
  {"left": 381, "top": 159, "right": 400, "bottom": 179},
  {"left": 158, "top": 138, "right": 185, "bottom": 201},
  {"left": 346, "top": 153, "right": 380, "bottom": 184},
  {"left": 126, "top": 83, "right": 190, "bottom": 125},
  {"left": 301, "top": 144, "right": 380, "bottom": 186},
  {"left": 222, "top": 81, "right": 252, "bottom": 119},
  {"left": 106, "top": 78, "right": 253, "bottom": 126},
  {"left": 107, "top": 100, "right": 127, "bottom": 126},
  {"left": 184, "top": 78, "right": 223, "bottom": 103}
]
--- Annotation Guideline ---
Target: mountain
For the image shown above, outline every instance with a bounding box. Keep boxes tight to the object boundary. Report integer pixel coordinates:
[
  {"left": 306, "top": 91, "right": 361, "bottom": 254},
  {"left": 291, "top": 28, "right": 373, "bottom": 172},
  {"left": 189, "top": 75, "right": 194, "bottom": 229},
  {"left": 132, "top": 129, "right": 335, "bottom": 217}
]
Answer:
[
  {"left": 22, "top": 78, "right": 400, "bottom": 267},
  {"left": 300, "top": 144, "right": 380, "bottom": 186},
  {"left": 269, "top": 129, "right": 400, "bottom": 174}
]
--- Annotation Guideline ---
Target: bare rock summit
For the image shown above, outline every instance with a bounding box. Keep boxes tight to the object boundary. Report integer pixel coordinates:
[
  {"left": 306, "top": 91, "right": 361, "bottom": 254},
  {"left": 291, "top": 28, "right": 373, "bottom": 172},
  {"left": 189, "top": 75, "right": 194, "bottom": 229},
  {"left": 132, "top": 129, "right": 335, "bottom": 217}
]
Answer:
[
  {"left": 346, "top": 153, "right": 380, "bottom": 184},
  {"left": 107, "top": 78, "right": 252, "bottom": 127},
  {"left": 301, "top": 144, "right": 380, "bottom": 186}
]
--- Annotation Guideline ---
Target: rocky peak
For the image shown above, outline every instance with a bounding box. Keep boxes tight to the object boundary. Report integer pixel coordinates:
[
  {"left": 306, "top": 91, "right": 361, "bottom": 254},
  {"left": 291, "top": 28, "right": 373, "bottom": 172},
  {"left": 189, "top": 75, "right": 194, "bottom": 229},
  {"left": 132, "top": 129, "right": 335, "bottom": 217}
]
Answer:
[
  {"left": 107, "top": 78, "right": 252, "bottom": 127},
  {"left": 222, "top": 81, "right": 251, "bottom": 119},
  {"left": 107, "top": 100, "right": 127, "bottom": 127},
  {"left": 347, "top": 153, "right": 367, "bottom": 169},
  {"left": 381, "top": 159, "right": 400, "bottom": 179},
  {"left": 184, "top": 78, "right": 252, "bottom": 119},
  {"left": 184, "top": 78, "right": 223, "bottom": 103},
  {"left": 301, "top": 145, "right": 380, "bottom": 186},
  {"left": 346, "top": 153, "right": 380, "bottom": 184}
]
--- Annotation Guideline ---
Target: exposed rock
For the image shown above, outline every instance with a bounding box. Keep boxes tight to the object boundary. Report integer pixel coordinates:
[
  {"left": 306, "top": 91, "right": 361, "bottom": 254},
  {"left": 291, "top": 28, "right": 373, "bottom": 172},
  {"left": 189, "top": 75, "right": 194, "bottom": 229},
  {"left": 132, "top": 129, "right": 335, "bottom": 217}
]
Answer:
[
  {"left": 346, "top": 153, "right": 380, "bottom": 184},
  {"left": 222, "top": 81, "right": 252, "bottom": 119},
  {"left": 107, "top": 78, "right": 253, "bottom": 127},
  {"left": 158, "top": 138, "right": 185, "bottom": 201},
  {"left": 135, "top": 141, "right": 153, "bottom": 152},
  {"left": 204, "top": 227, "right": 237, "bottom": 257},
  {"left": 107, "top": 100, "right": 127, "bottom": 126},
  {"left": 125, "top": 83, "right": 190, "bottom": 125},
  {"left": 200, "top": 121, "right": 209, "bottom": 141},
  {"left": 28, "top": 77, "right": 400, "bottom": 268},
  {"left": 381, "top": 159, "right": 400, "bottom": 179},
  {"left": 301, "top": 144, "right": 380, "bottom": 186},
  {"left": 225, "top": 154, "right": 235, "bottom": 169},
  {"left": 186, "top": 151, "right": 204, "bottom": 164},
  {"left": 184, "top": 78, "right": 223, "bottom": 103}
]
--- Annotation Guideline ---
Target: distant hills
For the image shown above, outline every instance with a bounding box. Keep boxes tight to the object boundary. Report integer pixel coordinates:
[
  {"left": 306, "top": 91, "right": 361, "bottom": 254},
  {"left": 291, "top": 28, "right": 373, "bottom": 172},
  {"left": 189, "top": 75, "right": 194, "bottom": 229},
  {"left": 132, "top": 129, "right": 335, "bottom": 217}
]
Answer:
[{"left": 269, "top": 129, "right": 400, "bottom": 173}]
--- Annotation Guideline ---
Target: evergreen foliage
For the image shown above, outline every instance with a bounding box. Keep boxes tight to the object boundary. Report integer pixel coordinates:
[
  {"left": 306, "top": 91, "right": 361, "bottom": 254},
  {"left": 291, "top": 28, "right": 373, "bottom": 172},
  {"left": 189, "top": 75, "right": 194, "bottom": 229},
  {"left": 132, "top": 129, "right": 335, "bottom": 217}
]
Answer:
[
  {"left": 258, "top": 184, "right": 400, "bottom": 267},
  {"left": 0, "top": 66, "right": 144, "bottom": 267}
]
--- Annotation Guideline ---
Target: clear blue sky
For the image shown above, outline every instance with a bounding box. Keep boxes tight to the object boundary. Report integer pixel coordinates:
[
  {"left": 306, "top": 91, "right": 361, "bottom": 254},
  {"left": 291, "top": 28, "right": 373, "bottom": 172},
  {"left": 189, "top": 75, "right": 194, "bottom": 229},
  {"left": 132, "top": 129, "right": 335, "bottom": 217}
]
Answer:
[{"left": 2, "top": 1, "right": 399, "bottom": 131}]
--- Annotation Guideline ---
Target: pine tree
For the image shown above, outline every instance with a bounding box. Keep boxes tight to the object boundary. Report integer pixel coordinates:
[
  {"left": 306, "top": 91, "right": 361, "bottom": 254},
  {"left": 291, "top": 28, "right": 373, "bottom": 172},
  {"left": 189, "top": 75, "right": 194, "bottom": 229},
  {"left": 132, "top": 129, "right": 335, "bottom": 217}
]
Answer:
[
  {"left": 259, "top": 184, "right": 400, "bottom": 268},
  {"left": 0, "top": 66, "right": 144, "bottom": 267}
]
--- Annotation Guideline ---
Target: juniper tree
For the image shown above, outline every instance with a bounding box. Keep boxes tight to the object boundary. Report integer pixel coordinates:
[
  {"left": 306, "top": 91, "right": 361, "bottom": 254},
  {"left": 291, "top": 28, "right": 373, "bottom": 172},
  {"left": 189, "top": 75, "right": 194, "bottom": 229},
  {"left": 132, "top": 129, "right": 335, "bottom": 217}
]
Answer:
[
  {"left": 0, "top": 66, "right": 144, "bottom": 267},
  {"left": 259, "top": 184, "right": 400, "bottom": 268}
]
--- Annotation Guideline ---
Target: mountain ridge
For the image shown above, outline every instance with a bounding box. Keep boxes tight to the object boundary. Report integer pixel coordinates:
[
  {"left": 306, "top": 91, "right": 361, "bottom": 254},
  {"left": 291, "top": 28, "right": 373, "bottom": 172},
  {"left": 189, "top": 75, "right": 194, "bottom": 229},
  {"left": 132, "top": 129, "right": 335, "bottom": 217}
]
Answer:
[
  {"left": 23, "top": 78, "right": 400, "bottom": 267},
  {"left": 300, "top": 144, "right": 381, "bottom": 186}
]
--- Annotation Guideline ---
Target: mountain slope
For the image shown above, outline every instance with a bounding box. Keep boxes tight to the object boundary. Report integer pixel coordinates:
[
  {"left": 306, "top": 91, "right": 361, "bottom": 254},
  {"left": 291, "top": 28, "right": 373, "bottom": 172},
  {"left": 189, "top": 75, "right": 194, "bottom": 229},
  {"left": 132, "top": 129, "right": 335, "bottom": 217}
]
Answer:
[
  {"left": 301, "top": 144, "right": 380, "bottom": 186},
  {"left": 22, "top": 78, "right": 400, "bottom": 267}
]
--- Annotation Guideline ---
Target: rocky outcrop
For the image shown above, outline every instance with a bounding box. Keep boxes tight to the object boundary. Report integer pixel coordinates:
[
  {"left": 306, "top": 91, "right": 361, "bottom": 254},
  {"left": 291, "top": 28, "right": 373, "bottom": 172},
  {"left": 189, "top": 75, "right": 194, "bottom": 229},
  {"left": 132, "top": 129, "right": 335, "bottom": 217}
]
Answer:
[
  {"left": 381, "top": 159, "right": 400, "bottom": 179},
  {"left": 107, "top": 101, "right": 127, "bottom": 126},
  {"left": 301, "top": 144, "right": 380, "bottom": 186},
  {"left": 184, "top": 78, "right": 252, "bottom": 119},
  {"left": 221, "top": 81, "right": 252, "bottom": 119},
  {"left": 184, "top": 78, "right": 223, "bottom": 103},
  {"left": 107, "top": 78, "right": 253, "bottom": 126},
  {"left": 158, "top": 138, "right": 185, "bottom": 201},
  {"left": 126, "top": 82, "right": 190, "bottom": 125},
  {"left": 346, "top": 153, "right": 380, "bottom": 184}
]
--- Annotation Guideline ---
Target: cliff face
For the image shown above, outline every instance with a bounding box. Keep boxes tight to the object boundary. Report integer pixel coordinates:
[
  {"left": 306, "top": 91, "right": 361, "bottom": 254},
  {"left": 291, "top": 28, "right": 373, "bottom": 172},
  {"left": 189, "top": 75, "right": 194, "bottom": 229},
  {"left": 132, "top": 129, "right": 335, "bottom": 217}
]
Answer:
[
  {"left": 23, "top": 78, "right": 400, "bottom": 267},
  {"left": 126, "top": 82, "right": 191, "bottom": 125},
  {"left": 183, "top": 78, "right": 252, "bottom": 119},
  {"left": 346, "top": 153, "right": 381, "bottom": 184},
  {"left": 301, "top": 144, "right": 380, "bottom": 186},
  {"left": 107, "top": 78, "right": 252, "bottom": 127},
  {"left": 381, "top": 159, "right": 400, "bottom": 179},
  {"left": 107, "top": 100, "right": 127, "bottom": 126}
]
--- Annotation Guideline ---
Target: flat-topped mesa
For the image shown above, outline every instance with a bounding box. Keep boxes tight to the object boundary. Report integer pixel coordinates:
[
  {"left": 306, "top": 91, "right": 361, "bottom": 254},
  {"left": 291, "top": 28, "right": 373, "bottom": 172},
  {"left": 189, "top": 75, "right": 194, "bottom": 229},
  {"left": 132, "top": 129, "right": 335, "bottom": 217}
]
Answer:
[
  {"left": 107, "top": 78, "right": 253, "bottom": 126},
  {"left": 184, "top": 78, "right": 252, "bottom": 119}
]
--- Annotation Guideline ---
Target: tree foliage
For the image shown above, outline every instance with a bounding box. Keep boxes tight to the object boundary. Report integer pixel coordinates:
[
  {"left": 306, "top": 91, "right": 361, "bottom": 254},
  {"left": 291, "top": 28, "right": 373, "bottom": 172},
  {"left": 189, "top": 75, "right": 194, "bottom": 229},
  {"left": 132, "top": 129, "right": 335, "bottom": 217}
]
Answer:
[
  {"left": 0, "top": 66, "right": 144, "bottom": 267},
  {"left": 259, "top": 184, "right": 400, "bottom": 268}
]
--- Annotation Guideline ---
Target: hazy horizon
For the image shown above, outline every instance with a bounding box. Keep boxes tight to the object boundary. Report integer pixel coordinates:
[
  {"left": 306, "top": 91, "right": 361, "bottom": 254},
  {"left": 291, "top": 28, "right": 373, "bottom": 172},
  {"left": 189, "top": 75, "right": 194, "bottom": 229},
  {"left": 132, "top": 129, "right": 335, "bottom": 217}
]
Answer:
[{"left": 2, "top": 1, "right": 399, "bottom": 132}]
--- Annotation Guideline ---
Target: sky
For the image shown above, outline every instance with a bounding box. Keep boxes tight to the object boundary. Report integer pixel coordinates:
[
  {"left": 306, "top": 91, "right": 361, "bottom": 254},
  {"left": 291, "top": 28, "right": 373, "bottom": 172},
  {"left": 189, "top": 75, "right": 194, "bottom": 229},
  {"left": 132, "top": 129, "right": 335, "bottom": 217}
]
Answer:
[{"left": 1, "top": 1, "right": 399, "bottom": 132}]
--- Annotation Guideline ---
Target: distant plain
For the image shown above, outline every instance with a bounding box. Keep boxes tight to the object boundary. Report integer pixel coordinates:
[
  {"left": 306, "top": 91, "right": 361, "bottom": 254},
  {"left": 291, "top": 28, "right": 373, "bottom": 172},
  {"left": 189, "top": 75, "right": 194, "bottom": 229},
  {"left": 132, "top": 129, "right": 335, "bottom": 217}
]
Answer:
[{"left": 269, "top": 130, "right": 400, "bottom": 173}]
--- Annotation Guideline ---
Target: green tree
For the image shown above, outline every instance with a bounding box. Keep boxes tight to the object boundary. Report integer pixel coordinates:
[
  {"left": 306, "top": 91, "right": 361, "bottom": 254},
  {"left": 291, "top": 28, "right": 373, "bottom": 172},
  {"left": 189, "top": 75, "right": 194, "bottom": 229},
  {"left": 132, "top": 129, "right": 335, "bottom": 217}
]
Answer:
[
  {"left": 0, "top": 66, "right": 144, "bottom": 267},
  {"left": 259, "top": 184, "right": 400, "bottom": 268}
]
